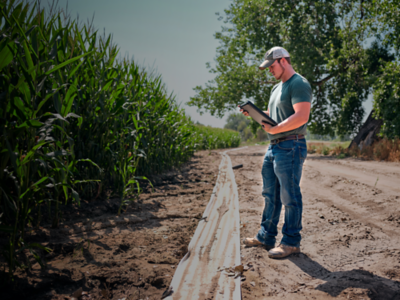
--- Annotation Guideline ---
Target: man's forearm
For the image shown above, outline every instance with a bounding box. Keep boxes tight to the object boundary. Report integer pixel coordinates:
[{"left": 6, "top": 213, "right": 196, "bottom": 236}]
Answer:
[{"left": 269, "top": 112, "right": 308, "bottom": 135}]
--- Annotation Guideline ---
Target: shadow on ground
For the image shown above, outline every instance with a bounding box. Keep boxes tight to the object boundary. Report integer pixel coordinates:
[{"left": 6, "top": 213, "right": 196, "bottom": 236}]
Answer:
[{"left": 289, "top": 253, "right": 400, "bottom": 300}]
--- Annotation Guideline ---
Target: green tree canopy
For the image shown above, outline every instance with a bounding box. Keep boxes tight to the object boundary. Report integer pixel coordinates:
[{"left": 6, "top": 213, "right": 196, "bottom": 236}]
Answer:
[
  {"left": 371, "top": 0, "right": 400, "bottom": 139},
  {"left": 224, "top": 112, "right": 253, "bottom": 140},
  {"left": 224, "top": 113, "right": 250, "bottom": 131},
  {"left": 189, "top": 0, "right": 398, "bottom": 137}
]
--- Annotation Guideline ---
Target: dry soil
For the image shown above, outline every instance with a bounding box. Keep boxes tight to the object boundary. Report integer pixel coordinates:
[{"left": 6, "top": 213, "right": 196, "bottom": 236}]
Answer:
[
  {"left": 234, "top": 146, "right": 400, "bottom": 300},
  {"left": 3, "top": 146, "right": 400, "bottom": 300}
]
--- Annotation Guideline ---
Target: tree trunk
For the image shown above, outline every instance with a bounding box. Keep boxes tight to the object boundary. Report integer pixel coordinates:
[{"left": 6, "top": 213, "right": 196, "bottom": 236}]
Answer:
[{"left": 348, "top": 110, "right": 382, "bottom": 150}]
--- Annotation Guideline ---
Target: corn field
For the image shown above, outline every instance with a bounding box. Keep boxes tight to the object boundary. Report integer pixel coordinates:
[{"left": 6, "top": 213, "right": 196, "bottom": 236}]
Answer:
[
  {"left": 0, "top": 0, "right": 239, "bottom": 279},
  {"left": 194, "top": 125, "right": 241, "bottom": 150}
]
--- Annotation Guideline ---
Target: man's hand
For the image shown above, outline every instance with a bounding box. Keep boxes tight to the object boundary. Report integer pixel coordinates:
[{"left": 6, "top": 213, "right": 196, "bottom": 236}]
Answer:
[
  {"left": 238, "top": 105, "right": 269, "bottom": 117},
  {"left": 262, "top": 121, "right": 275, "bottom": 134}
]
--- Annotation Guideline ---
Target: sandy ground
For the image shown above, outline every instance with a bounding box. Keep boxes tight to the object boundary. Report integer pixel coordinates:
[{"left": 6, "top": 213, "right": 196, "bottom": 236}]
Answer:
[
  {"left": 3, "top": 146, "right": 400, "bottom": 299},
  {"left": 232, "top": 146, "right": 400, "bottom": 300}
]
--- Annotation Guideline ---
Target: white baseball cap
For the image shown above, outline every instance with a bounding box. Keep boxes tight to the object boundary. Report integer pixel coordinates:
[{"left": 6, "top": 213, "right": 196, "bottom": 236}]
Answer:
[{"left": 259, "top": 46, "right": 290, "bottom": 70}]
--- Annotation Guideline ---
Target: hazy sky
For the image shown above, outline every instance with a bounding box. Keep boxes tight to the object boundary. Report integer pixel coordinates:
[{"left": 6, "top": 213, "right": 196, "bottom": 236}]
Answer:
[
  {"left": 42, "top": 0, "right": 372, "bottom": 126},
  {"left": 56, "top": 0, "right": 233, "bottom": 128}
]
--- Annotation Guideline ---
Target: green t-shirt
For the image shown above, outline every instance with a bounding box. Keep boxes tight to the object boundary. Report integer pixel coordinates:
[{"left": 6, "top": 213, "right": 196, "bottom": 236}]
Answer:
[{"left": 268, "top": 73, "right": 312, "bottom": 140}]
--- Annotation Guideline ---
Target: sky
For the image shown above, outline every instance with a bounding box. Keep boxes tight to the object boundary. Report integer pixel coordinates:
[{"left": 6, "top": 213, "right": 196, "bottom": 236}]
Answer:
[
  {"left": 57, "top": 0, "right": 234, "bottom": 128},
  {"left": 38, "top": 0, "right": 373, "bottom": 126}
]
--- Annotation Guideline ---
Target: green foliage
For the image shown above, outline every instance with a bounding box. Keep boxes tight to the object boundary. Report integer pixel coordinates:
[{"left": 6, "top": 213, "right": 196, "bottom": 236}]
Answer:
[
  {"left": 224, "top": 113, "right": 253, "bottom": 141},
  {"left": 193, "top": 125, "right": 241, "bottom": 150},
  {"left": 370, "top": 1, "right": 400, "bottom": 139},
  {"left": 224, "top": 113, "right": 249, "bottom": 131},
  {"left": 373, "top": 61, "right": 400, "bottom": 138},
  {"left": 322, "top": 146, "right": 330, "bottom": 156},
  {"left": 0, "top": 0, "right": 235, "bottom": 279},
  {"left": 188, "top": 0, "right": 396, "bottom": 137},
  {"left": 374, "top": 0, "right": 400, "bottom": 53},
  {"left": 0, "top": 0, "right": 91, "bottom": 278},
  {"left": 241, "top": 127, "right": 254, "bottom": 142}
]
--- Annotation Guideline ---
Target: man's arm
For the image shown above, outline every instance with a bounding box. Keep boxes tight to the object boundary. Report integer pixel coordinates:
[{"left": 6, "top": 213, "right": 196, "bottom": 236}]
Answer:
[{"left": 262, "top": 102, "right": 310, "bottom": 135}]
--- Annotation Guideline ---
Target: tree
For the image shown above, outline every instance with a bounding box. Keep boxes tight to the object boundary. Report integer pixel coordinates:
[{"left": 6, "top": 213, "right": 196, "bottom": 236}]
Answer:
[
  {"left": 373, "top": 62, "right": 400, "bottom": 139},
  {"left": 188, "top": 0, "right": 395, "bottom": 137},
  {"left": 371, "top": 0, "right": 400, "bottom": 139},
  {"left": 224, "top": 113, "right": 253, "bottom": 140}
]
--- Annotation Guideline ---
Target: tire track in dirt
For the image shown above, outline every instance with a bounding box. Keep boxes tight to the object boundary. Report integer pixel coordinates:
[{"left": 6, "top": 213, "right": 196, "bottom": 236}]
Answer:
[
  {"left": 230, "top": 146, "right": 400, "bottom": 300},
  {"left": 303, "top": 161, "right": 399, "bottom": 238}
]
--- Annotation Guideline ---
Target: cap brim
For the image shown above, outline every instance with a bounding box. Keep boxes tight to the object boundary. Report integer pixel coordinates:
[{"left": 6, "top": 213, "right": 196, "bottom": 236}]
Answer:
[{"left": 259, "top": 59, "right": 275, "bottom": 70}]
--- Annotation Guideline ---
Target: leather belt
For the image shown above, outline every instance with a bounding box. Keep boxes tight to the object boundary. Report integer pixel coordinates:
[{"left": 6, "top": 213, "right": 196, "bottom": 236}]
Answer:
[{"left": 270, "top": 134, "right": 305, "bottom": 145}]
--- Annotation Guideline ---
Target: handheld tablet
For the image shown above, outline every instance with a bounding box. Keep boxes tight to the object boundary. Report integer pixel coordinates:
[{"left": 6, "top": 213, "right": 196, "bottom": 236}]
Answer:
[{"left": 239, "top": 101, "right": 277, "bottom": 126}]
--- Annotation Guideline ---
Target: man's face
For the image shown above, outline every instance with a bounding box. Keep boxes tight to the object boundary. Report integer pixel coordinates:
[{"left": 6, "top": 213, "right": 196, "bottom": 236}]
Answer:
[{"left": 268, "top": 59, "right": 284, "bottom": 80}]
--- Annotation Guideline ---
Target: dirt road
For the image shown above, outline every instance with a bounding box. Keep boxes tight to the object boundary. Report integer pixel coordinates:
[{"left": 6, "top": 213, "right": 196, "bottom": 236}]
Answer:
[
  {"left": 233, "top": 146, "right": 400, "bottom": 300},
  {"left": 4, "top": 146, "right": 400, "bottom": 299}
]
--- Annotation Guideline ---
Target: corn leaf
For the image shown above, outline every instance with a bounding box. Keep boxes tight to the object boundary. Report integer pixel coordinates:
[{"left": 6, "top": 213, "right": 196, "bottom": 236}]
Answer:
[
  {"left": 45, "top": 50, "right": 94, "bottom": 75},
  {"left": 0, "top": 43, "right": 14, "bottom": 71}
]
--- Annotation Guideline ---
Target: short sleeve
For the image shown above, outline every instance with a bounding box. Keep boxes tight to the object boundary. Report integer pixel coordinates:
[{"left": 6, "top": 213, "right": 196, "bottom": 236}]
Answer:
[{"left": 291, "top": 77, "right": 312, "bottom": 105}]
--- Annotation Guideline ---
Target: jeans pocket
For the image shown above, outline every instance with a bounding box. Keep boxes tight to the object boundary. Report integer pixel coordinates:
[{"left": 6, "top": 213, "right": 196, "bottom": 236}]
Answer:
[{"left": 276, "top": 140, "right": 295, "bottom": 151}]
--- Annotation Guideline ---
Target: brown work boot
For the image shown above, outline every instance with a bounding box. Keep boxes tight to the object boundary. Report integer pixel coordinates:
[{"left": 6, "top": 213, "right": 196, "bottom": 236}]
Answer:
[
  {"left": 243, "top": 237, "right": 274, "bottom": 250},
  {"left": 268, "top": 244, "right": 300, "bottom": 259}
]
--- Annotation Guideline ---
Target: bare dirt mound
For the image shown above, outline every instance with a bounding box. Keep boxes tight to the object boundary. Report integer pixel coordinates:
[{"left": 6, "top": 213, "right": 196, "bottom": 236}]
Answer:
[
  {"left": 2, "top": 150, "right": 223, "bottom": 300},
  {"left": 232, "top": 146, "right": 400, "bottom": 300}
]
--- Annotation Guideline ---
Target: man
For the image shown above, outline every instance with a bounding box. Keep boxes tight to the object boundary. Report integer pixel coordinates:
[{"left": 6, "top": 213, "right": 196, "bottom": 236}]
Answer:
[{"left": 239, "top": 46, "right": 312, "bottom": 259}]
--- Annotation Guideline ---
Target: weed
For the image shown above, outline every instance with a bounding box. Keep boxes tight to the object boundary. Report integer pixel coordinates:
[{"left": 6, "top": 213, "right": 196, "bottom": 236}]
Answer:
[{"left": 374, "top": 177, "right": 379, "bottom": 187}]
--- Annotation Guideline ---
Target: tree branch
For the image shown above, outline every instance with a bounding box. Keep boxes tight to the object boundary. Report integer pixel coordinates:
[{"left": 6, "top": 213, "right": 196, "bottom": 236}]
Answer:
[
  {"left": 311, "top": 74, "right": 335, "bottom": 86},
  {"left": 360, "top": 0, "right": 364, "bottom": 20}
]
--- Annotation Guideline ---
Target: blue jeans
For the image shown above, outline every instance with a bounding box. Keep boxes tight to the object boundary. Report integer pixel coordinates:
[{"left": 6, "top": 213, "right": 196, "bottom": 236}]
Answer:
[{"left": 256, "top": 138, "right": 307, "bottom": 248}]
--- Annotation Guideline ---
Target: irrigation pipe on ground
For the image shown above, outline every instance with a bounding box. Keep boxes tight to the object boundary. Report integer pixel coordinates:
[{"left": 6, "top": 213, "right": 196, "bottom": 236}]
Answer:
[{"left": 163, "top": 147, "right": 247, "bottom": 300}]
